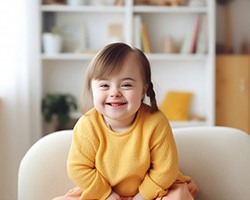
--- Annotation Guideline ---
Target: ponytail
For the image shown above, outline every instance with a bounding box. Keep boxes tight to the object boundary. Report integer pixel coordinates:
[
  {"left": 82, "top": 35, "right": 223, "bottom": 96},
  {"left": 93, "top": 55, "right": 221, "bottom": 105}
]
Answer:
[{"left": 146, "top": 82, "right": 158, "bottom": 112}]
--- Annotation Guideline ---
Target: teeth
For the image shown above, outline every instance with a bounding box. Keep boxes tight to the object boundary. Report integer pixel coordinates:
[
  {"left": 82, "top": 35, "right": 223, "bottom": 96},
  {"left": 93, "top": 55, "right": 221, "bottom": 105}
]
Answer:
[
  {"left": 110, "top": 103, "right": 124, "bottom": 106},
  {"left": 111, "top": 103, "right": 121, "bottom": 106}
]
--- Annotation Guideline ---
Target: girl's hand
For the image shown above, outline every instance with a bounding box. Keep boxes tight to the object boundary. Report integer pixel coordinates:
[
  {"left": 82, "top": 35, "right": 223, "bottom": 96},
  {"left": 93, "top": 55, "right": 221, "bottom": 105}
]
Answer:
[
  {"left": 132, "top": 193, "right": 146, "bottom": 200},
  {"left": 187, "top": 180, "right": 199, "bottom": 198},
  {"left": 106, "top": 191, "right": 122, "bottom": 200}
]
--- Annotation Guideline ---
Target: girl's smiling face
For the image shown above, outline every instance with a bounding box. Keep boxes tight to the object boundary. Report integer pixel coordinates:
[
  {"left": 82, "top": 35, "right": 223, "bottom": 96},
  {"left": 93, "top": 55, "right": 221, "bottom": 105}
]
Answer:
[{"left": 91, "top": 53, "right": 147, "bottom": 130}]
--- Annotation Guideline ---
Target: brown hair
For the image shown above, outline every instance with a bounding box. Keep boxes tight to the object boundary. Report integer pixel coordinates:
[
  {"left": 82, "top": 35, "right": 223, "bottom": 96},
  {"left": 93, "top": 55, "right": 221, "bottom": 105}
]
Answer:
[{"left": 80, "top": 42, "right": 158, "bottom": 113}]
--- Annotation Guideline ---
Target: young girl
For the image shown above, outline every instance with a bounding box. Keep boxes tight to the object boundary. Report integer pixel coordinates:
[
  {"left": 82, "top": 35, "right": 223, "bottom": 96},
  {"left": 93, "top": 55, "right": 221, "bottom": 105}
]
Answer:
[{"left": 54, "top": 43, "right": 198, "bottom": 200}]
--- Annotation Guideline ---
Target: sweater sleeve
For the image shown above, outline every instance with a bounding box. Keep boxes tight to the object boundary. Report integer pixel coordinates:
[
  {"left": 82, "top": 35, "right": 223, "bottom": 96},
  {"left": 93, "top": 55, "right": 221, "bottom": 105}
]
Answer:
[
  {"left": 138, "top": 116, "right": 179, "bottom": 199},
  {"left": 67, "top": 118, "right": 112, "bottom": 200}
]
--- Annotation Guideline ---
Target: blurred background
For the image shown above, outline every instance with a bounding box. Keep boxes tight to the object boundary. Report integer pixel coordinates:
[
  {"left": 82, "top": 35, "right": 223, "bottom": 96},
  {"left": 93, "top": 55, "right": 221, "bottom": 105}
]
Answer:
[{"left": 0, "top": 0, "right": 249, "bottom": 199}]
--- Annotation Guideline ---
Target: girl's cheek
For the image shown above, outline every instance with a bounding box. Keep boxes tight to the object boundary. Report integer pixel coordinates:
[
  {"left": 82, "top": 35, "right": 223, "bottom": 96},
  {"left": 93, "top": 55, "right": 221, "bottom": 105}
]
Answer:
[{"left": 94, "top": 94, "right": 102, "bottom": 101}]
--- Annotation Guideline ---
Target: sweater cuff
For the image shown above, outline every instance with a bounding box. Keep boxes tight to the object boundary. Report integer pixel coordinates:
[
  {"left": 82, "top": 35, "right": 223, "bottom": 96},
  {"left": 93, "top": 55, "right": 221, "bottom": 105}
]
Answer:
[{"left": 138, "top": 175, "right": 168, "bottom": 199}]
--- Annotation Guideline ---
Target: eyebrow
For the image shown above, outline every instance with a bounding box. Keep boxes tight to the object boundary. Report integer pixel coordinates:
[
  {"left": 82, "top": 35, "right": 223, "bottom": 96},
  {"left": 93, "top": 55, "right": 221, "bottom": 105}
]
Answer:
[
  {"left": 97, "top": 77, "right": 137, "bottom": 82},
  {"left": 121, "top": 77, "right": 136, "bottom": 82}
]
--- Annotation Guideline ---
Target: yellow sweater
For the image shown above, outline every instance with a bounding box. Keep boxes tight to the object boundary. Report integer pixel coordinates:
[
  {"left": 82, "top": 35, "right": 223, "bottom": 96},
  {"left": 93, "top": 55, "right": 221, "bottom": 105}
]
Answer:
[{"left": 67, "top": 104, "right": 190, "bottom": 200}]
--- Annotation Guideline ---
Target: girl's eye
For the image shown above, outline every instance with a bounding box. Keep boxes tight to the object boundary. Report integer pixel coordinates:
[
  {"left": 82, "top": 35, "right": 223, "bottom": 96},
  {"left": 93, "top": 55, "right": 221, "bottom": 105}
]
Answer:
[
  {"left": 100, "top": 84, "right": 109, "bottom": 88},
  {"left": 122, "top": 83, "right": 132, "bottom": 88}
]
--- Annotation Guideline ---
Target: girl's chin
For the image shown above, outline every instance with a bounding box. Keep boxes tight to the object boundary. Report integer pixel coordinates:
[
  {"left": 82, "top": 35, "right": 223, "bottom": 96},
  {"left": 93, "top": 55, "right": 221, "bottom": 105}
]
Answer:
[{"left": 105, "top": 114, "right": 126, "bottom": 121}]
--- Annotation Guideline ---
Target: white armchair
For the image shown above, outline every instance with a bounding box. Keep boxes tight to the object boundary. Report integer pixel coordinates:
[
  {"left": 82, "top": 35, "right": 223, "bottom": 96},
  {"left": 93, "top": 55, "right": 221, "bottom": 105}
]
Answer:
[{"left": 18, "top": 126, "right": 250, "bottom": 200}]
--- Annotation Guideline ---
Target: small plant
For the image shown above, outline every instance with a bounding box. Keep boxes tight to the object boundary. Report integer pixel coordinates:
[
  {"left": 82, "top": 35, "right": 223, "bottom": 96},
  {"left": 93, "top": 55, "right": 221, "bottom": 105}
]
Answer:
[
  {"left": 42, "top": 93, "right": 77, "bottom": 129},
  {"left": 51, "top": 26, "right": 60, "bottom": 35}
]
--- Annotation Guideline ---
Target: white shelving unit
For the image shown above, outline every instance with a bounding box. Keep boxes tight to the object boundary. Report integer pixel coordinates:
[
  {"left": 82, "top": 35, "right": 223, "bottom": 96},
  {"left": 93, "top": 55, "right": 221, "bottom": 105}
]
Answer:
[{"left": 37, "top": 0, "right": 215, "bottom": 136}]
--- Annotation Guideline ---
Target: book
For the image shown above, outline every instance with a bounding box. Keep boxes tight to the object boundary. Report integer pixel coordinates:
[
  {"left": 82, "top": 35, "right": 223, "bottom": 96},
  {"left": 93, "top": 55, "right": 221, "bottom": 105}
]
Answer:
[
  {"left": 196, "top": 15, "right": 208, "bottom": 54},
  {"left": 133, "top": 15, "right": 142, "bottom": 50},
  {"left": 189, "top": 15, "right": 201, "bottom": 53},
  {"left": 141, "top": 23, "right": 151, "bottom": 53},
  {"left": 181, "top": 30, "right": 193, "bottom": 54},
  {"left": 181, "top": 15, "right": 201, "bottom": 54}
]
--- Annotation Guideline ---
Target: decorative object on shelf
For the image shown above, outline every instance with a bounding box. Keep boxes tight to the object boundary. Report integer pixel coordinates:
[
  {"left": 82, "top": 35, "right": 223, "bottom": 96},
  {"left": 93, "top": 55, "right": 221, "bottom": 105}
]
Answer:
[
  {"left": 149, "top": 0, "right": 186, "bottom": 6},
  {"left": 163, "top": 36, "right": 178, "bottom": 53},
  {"left": 160, "top": 91, "right": 193, "bottom": 121},
  {"left": 115, "top": 0, "right": 124, "bottom": 6},
  {"left": 108, "top": 23, "right": 123, "bottom": 44},
  {"left": 134, "top": 0, "right": 150, "bottom": 5},
  {"left": 42, "top": 27, "right": 62, "bottom": 55},
  {"left": 43, "top": 0, "right": 66, "bottom": 4},
  {"left": 66, "top": 0, "right": 88, "bottom": 5},
  {"left": 42, "top": 93, "right": 77, "bottom": 130},
  {"left": 61, "top": 24, "right": 87, "bottom": 53}
]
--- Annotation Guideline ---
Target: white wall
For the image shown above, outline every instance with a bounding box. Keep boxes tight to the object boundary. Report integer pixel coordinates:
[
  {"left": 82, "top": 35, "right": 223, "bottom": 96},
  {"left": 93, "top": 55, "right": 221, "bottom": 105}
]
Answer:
[{"left": 0, "top": 1, "right": 36, "bottom": 199}]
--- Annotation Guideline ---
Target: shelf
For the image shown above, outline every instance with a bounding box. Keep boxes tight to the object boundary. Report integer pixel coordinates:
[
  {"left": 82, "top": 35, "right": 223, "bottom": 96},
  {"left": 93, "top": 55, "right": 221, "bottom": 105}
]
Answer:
[
  {"left": 37, "top": 1, "right": 215, "bottom": 136},
  {"left": 145, "top": 53, "right": 207, "bottom": 61},
  {"left": 133, "top": 6, "right": 208, "bottom": 13},
  {"left": 41, "top": 53, "right": 207, "bottom": 61},
  {"left": 41, "top": 5, "right": 207, "bottom": 13},
  {"left": 41, "top": 5, "right": 125, "bottom": 13}
]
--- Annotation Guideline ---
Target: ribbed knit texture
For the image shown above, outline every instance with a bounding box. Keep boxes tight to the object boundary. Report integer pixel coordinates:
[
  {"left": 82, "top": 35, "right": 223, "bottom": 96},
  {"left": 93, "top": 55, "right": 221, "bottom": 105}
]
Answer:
[{"left": 67, "top": 104, "right": 190, "bottom": 200}]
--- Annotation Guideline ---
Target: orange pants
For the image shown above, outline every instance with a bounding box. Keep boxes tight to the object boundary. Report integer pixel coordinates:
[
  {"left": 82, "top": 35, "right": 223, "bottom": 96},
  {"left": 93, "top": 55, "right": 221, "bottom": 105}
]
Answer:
[{"left": 53, "top": 179, "right": 198, "bottom": 200}]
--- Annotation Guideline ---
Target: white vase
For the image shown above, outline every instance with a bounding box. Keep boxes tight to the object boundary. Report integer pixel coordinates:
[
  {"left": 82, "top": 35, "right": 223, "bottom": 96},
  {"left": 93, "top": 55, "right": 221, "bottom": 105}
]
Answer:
[
  {"left": 67, "top": 0, "right": 87, "bottom": 5},
  {"left": 188, "top": 0, "right": 206, "bottom": 7},
  {"left": 42, "top": 33, "right": 62, "bottom": 55},
  {"left": 91, "top": 0, "right": 115, "bottom": 5}
]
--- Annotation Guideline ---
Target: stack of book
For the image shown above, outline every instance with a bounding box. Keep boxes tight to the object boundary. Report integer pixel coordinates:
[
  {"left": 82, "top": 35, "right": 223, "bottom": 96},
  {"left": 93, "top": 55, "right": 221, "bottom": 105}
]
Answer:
[
  {"left": 181, "top": 15, "right": 208, "bottom": 54},
  {"left": 134, "top": 15, "right": 151, "bottom": 53},
  {"left": 133, "top": 14, "right": 208, "bottom": 54}
]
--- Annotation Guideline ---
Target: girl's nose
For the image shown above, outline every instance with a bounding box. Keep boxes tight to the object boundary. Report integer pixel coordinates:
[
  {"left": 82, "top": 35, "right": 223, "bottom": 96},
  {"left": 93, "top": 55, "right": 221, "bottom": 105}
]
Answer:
[{"left": 110, "top": 89, "right": 122, "bottom": 97}]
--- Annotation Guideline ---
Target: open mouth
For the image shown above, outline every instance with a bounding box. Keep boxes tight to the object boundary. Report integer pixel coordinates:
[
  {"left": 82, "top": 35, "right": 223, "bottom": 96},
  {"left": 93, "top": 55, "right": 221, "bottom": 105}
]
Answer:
[{"left": 107, "top": 102, "right": 127, "bottom": 107}]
